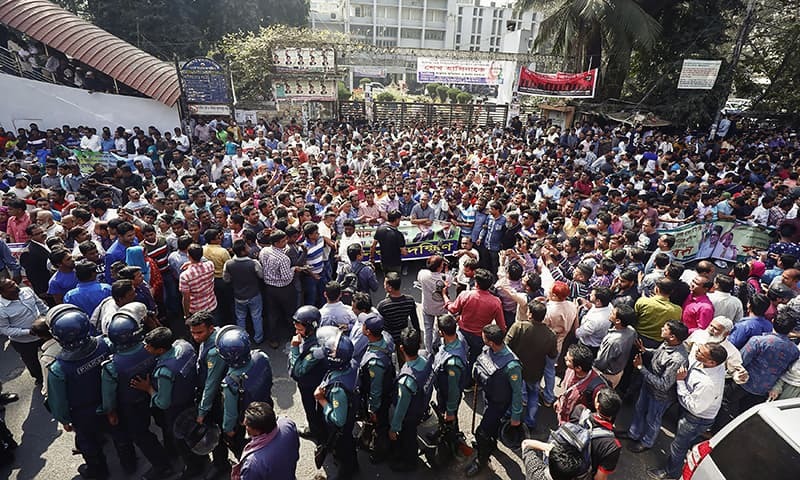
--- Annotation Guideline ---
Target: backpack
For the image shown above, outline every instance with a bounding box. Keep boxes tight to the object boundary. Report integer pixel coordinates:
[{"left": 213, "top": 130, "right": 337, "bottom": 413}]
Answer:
[
  {"left": 340, "top": 263, "right": 366, "bottom": 306},
  {"left": 545, "top": 408, "right": 614, "bottom": 475}
]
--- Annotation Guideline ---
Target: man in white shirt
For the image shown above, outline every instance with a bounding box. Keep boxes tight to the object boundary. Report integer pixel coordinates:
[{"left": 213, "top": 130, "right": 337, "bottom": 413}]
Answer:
[
  {"left": 79, "top": 128, "right": 102, "bottom": 152},
  {"left": 749, "top": 196, "right": 773, "bottom": 227},
  {"left": 173, "top": 127, "right": 190, "bottom": 153},
  {"left": 685, "top": 316, "right": 748, "bottom": 385},
  {"left": 575, "top": 287, "right": 613, "bottom": 354},
  {"left": 648, "top": 343, "right": 727, "bottom": 480},
  {"left": 707, "top": 274, "right": 743, "bottom": 324}
]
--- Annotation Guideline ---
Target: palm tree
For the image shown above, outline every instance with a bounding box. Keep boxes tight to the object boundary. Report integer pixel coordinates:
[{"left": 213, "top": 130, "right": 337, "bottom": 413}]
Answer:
[{"left": 516, "top": 0, "right": 662, "bottom": 99}]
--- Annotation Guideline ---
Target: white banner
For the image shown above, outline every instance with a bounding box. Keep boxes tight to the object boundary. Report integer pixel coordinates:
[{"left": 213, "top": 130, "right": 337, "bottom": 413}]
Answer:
[
  {"left": 677, "top": 59, "right": 722, "bottom": 90},
  {"left": 416, "top": 57, "right": 511, "bottom": 86}
]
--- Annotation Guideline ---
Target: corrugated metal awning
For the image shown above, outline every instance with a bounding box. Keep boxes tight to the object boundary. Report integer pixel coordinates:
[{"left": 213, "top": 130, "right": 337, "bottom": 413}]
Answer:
[{"left": 0, "top": 0, "right": 181, "bottom": 106}]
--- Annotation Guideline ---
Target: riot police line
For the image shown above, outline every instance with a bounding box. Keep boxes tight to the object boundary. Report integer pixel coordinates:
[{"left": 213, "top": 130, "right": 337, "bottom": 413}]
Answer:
[{"left": 41, "top": 296, "right": 524, "bottom": 480}]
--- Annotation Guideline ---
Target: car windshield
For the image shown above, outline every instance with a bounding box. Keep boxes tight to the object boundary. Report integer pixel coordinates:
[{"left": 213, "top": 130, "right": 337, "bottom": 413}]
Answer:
[{"left": 711, "top": 412, "right": 800, "bottom": 480}]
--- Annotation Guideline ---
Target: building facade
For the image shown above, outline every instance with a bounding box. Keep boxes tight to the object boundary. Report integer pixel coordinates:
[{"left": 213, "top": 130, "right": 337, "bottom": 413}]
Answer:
[{"left": 310, "top": 0, "right": 539, "bottom": 54}]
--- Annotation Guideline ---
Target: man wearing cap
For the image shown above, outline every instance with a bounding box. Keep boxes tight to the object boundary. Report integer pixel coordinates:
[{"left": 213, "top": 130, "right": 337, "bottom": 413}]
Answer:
[{"left": 11, "top": 174, "right": 31, "bottom": 199}]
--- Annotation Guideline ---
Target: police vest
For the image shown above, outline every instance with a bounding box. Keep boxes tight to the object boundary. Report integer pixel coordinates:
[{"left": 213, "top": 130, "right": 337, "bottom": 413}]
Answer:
[
  {"left": 57, "top": 337, "right": 111, "bottom": 411},
  {"left": 474, "top": 347, "right": 519, "bottom": 407},
  {"left": 395, "top": 355, "right": 434, "bottom": 422},
  {"left": 432, "top": 338, "right": 468, "bottom": 408},
  {"left": 290, "top": 335, "right": 328, "bottom": 389},
  {"left": 155, "top": 339, "right": 198, "bottom": 409},
  {"left": 223, "top": 351, "right": 274, "bottom": 413},
  {"left": 358, "top": 342, "right": 395, "bottom": 412},
  {"left": 108, "top": 344, "right": 156, "bottom": 405},
  {"left": 320, "top": 364, "right": 358, "bottom": 430},
  {"left": 196, "top": 330, "right": 219, "bottom": 387}
]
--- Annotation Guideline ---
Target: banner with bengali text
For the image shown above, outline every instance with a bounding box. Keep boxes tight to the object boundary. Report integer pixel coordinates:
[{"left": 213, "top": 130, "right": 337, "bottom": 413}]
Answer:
[
  {"left": 657, "top": 221, "right": 773, "bottom": 263},
  {"left": 354, "top": 220, "right": 461, "bottom": 262},
  {"left": 71, "top": 149, "right": 135, "bottom": 175},
  {"left": 517, "top": 67, "right": 598, "bottom": 98}
]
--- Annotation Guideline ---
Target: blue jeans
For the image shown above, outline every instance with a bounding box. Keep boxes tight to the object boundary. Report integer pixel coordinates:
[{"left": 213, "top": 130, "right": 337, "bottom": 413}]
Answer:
[
  {"left": 235, "top": 295, "right": 263, "bottom": 343},
  {"left": 628, "top": 387, "right": 671, "bottom": 448},
  {"left": 542, "top": 355, "right": 556, "bottom": 404},
  {"left": 666, "top": 411, "right": 714, "bottom": 477},
  {"left": 522, "top": 380, "right": 540, "bottom": 428},
  {"left": 303, "top": 275, "right": 326, "bottom": 307}
]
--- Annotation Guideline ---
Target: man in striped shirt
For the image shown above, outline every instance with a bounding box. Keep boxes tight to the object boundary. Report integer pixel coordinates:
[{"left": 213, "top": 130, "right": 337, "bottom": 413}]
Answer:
[
  {"left": 303, "top": 222, "right": 325, "bottom": 307},
  {"left": 179, "top": 244, "right": 218, "bottom": 323}
]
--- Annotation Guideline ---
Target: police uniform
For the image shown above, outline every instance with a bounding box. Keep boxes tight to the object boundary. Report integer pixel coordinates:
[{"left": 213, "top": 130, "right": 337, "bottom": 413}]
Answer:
[
  {"left": 195, "top": 329, "right": 230, "bottom": 470},
  {"left": 358, "top": 336, "right": 395, "bottom": 460},
  {"left": 470, "top": 345, "right": 523, "bottom": 473},
  {"left": 150, "top": 339, "right": 203, "bottom": 474},
  {"left": 389, "top": 355, "right": 433, "bottom": 470},
  {"left": 289, "top": 333, "right": 328, "bottom": 442},
  {"left": 48, "top": 335, "right": 125, "bottom": 476},
  {"left": 432, "top": 335, "right": 468, "bottom": 419},
  {"left": 222, "top": 350, "right": 273, "bottom": 456},
  {"left": 320, "top": 361, "right": 359, "bottom": 479},
  {"left": 101, "top": 340, "right": 170, "bottom": 472}
]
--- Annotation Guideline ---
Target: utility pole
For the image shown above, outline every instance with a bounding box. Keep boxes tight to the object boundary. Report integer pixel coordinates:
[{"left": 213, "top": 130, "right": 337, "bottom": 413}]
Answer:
[{"left": 709, "top": 0, "right": 756, "bottom": 138}]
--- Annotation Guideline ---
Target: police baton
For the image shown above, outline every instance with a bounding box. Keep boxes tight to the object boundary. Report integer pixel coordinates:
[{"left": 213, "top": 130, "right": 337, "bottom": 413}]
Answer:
[{"left": 470, "top": 373, "right": 478, "bottom": 435}]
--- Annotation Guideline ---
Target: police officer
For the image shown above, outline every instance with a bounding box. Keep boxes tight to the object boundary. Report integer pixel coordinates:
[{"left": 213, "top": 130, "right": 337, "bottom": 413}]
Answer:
[
  {"left": 186, "top": 311, "right": 230, "bottom": 479},
  {"left": 47, "top": 304, "right": 131, "bottom": 479},
  {"left": 432, "top": 314, "right": 468, "bottom": 440},
  {"left": 131, "top": 326, "right": 204, "bottom": 480},
  {"left": 388, "top": 327, "right": 431, "bottom": 472},
  {"left": 313, "top": 326, "right": 359, "bottom": 480},
  {"left": 217, "top": 325, "right": 274, "bottom": 457},
  {"left": 357, "top": 312, "right": 395, "bottom": 463},
  {"left": 289, "top": 305, "right": 328, "bottom": 443},
  {"left": 101, "top": 303, "right": 173, "bottom": 480},
  {"left": 465, "top": 324, "right": 523, "bottom": 477}
]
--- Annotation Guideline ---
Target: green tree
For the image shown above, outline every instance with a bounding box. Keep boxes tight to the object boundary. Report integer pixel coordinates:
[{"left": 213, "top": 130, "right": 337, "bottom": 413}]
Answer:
[
  {"left": 376, "top": 91, "right": 396, "bottom": 102},
  {"left": 456, "top": 92, "right": 473, "bottom": 104},
  {"left": 425, "top": 83, "right": 441, "bottom": 98},
  {"left": 516, "top": 0, "right": 662, "bottom": 99},
  {"left": 435, "top": 85, "right": 449, "bottom": 103},
  {"left": 447, "top": 87, "right": 461, "bottom": 103},
  {"left": 338, "top": 81, "right": 351, "bottom": 101}
]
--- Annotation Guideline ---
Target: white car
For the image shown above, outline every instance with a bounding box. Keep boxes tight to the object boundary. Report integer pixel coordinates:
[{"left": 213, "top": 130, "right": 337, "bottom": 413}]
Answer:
[{"left": 683, "top": 397, "right": 800, "bottom": 479}]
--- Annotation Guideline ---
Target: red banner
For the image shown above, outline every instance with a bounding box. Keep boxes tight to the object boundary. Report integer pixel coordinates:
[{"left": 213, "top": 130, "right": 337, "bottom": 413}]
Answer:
[{"left": 517, "top": 67, "right": 598, "bottom": 98}]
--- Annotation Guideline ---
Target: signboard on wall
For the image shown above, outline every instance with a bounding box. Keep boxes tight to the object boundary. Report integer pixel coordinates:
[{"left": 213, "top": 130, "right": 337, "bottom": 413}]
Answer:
[
  {"left": 416, "top": 57, "right": 510, "bottom": 86},
  {"left": 180, "top": 57, "right": 230, "bottom": 104},
  {"left": 517, "top": 68, "right": 598, "bottom": 98},
  {"left": 272, "top": 48, "right": 336, "bottom": 73},
  {"left": 187, "top": 104, "right": 231, "bottom": 116},
  {"left": 273, "top": 78, "right": 337, "bottom": 101},
  {"left": 677, "top": 59, "right": 722, "bottom": 90}
]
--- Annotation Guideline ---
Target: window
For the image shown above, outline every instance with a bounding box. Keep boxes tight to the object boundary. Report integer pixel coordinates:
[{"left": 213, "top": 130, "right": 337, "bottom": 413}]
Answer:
[
  {"left": 379, "top": 27, "right": 397, "bottom": 37},
  {"left": 425, "top": 30, "right": 445, "bottom": 41},
  {"left": 427, "top": 9, "right": 446, "bottom": 23},
  {"left": 354, "top": 6, "right": 362, "bottom": 17},
  {"left": 401, "top": 7, "right": 423, "bottom": 21},
  {"left": 401, "top": 28, "right": 422, "bottom": 39}
]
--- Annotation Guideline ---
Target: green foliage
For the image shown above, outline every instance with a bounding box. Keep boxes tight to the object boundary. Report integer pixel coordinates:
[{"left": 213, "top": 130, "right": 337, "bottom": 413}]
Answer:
[
  {"left": 456, "top": 92, "right": 473, "bottom": 104},
  {"left": 435, "top": 85, "right": 449, "bottom": 103},
  {"left": 53, "top": 0, "right": 309, "bottom": 59},
  {"left": 447, "top": 88, "right": 460, "bottom": 103},
  {"left": 219, "top": 25, "right": 350, "bottom": 102},
  {"left": 425, "top": 83, "right": 441, "bottom": 97},
  {"left": 358, "top": 78, "right": 373, "bottom": 86},
  {"left": 337, "top": 81, "right": 351, "bottom": 101},
  {"left": 375, "top": 91, "right": 397, "bottom": 102}
]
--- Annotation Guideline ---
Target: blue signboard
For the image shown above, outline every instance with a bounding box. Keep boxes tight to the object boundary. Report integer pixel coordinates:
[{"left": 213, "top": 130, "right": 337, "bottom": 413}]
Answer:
[{"left": 180, "top": 57, "right": 230, "bottom": 105}]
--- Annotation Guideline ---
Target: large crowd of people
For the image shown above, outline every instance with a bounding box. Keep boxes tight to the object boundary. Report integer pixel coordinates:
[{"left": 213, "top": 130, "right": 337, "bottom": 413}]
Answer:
[{"left": 0, "top": 115, "right": 800, "bottom": 480}]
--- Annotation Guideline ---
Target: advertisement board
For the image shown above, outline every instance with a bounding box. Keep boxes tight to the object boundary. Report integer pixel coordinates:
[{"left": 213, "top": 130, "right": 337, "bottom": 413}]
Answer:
[
  {"left": 677, "top": 59, "right": 722, "bottom": 90},
  {"left": 517, "top": 67, "right": 598, "bottom": 98},
  {"left": 272, "top": 78, "right": 337, "bottom": 101},
  {"left": 416, "top": 57, "right": 510, "bottom": 86},
  {"left": 272, "top": 48, "right": 336, "bottom": 73}
]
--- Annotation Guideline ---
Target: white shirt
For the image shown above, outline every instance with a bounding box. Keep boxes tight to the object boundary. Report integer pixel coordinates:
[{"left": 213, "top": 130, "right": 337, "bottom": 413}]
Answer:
[
  {"left": 338, "top": 232, "right": 362, "bottom": 263},
  {"left": 80, "top": 134, "right": 102, "bottom": 152},
  {"left": 174, "top": 134, "right": 190, "bottom": 152},
  {"left": 751, "top": 205, "right": 770, "bottom": 226},
  {"left": 708, "top": 291, "right": 744, "bottom": 323},
  {"left": 677, "top": 359, "right": 726, "bottom": 419},
  {"left": 91, "top": 296, "right": 120, "bottom": 335},
  {"left": 575, "top": 305, "right": 612, "bottom": 347}
]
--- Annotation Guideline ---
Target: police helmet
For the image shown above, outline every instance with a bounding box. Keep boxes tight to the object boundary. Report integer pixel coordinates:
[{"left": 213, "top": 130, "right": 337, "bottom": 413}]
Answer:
[
  {"left": 215, "top": 325, "right": 252, "bottom": 368},
  {"left": 117, "top": 302, "right": 148, "bottom": 323},
  {"left": 48, "top": 305, "right": 92, "bottom": 351},
  {"left": 316, "top": 325, "right": 354, "bottom": 369},
  {"left": 498, "top": 420, "right": 530, "bottom": 450},
  {"left": 107, "top": 311, "right": 144, "bottom": 350},
  {"left": 292, "top": 305, "right": 321, "bottom": 330}
]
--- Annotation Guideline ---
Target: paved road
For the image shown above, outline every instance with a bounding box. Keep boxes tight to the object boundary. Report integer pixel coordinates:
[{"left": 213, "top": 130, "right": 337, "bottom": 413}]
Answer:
[{"left": 1, "top": 261, "right": 678, "bottom": 480}]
